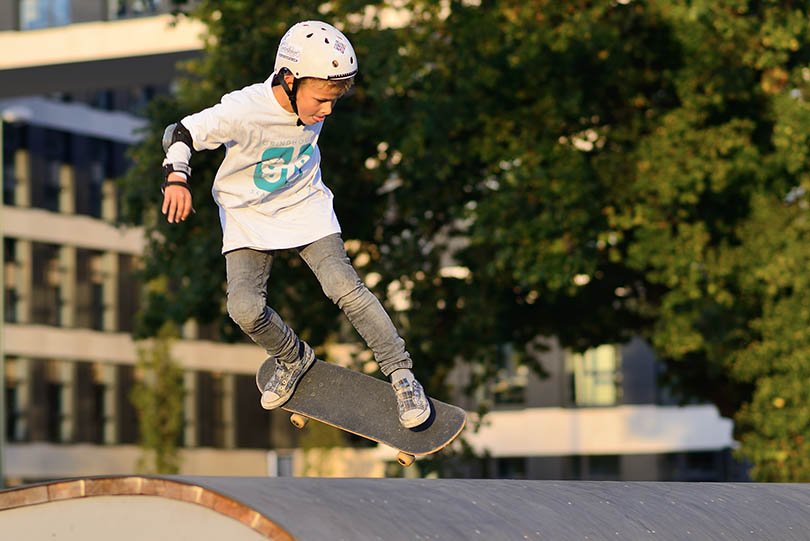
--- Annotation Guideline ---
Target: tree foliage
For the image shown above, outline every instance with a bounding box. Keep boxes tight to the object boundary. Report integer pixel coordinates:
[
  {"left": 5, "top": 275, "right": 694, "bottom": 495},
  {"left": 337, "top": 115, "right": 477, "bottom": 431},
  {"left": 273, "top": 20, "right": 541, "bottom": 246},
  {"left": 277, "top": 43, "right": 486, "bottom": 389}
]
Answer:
[
  {"left": 131, "top": 322, "right": 185, "bottom": 474},
  {"left": 119, "top": 0, "right": 810, "bottom": 480}
]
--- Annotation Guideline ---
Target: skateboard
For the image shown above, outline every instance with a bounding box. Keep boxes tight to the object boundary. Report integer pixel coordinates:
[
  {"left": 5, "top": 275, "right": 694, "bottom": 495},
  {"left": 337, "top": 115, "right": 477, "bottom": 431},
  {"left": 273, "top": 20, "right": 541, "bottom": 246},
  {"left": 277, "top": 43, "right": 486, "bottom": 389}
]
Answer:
[{"left": 256, "top": 357, "right": 467, "bottom": 466}]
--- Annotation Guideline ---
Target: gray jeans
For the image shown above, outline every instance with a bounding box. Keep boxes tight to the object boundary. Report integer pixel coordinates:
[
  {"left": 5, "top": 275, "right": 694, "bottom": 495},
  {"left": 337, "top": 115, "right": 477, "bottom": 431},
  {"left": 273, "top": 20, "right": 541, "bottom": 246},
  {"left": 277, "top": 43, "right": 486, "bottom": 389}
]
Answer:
[{"left": 225, "top": 233, "right": 412, "bottom": 377}]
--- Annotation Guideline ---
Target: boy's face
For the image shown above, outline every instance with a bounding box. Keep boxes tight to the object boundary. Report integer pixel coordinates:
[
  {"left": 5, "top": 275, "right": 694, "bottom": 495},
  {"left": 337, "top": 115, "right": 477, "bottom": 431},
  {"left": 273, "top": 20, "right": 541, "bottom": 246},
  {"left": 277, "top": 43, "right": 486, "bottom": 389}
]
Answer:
[{"left": 291, "top": 76, "right": 345, "bottom": 125}]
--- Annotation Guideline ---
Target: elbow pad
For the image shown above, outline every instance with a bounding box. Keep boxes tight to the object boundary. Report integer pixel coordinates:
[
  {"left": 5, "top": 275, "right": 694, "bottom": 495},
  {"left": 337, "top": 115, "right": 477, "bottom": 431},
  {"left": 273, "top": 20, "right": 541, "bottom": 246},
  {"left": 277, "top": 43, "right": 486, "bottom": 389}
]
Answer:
[
  {"left": 162, "top": 122, "right": 194, "bottom": 180},
  {"left": 162, "top": 121, "right": 194, "bottom": 153}
]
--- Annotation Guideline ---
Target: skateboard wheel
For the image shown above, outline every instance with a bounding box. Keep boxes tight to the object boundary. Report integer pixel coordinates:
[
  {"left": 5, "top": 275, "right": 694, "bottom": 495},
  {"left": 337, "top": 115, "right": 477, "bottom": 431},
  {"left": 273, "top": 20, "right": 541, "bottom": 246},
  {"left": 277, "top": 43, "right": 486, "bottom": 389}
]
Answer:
[
  {"left": 397, "top": 452, "right": 415, "bottom": 467},
  {"left": 290, "top": 414, "right": 309, "bottom": 429}
]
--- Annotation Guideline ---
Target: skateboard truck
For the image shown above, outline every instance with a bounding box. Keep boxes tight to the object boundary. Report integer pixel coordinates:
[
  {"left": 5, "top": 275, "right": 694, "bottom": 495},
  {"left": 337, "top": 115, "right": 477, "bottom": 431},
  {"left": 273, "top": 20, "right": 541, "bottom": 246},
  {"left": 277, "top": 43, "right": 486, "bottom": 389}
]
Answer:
[
  {"left": 396, "top": 452, "right": 416, "bottom": 467},
  {"left": 288, "top": 411, "right": 416, "bottom": 466},
  {"left": 289, "top": 413, "right": 309, "bottom": 429}
]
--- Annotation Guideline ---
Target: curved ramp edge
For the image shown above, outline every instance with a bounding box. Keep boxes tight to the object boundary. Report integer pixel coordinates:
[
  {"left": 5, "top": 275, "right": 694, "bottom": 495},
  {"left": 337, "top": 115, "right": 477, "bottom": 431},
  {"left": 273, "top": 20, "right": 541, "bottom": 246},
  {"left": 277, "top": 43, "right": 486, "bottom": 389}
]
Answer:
[
  {"left": 0, "top": 475, "right": 293, "bottom": 541},
  {"left": 2, "top": 476, "right": 810, "bottom": 540},
  {"left": 185, "top": 477, "right": 810, "bottom": 541}
]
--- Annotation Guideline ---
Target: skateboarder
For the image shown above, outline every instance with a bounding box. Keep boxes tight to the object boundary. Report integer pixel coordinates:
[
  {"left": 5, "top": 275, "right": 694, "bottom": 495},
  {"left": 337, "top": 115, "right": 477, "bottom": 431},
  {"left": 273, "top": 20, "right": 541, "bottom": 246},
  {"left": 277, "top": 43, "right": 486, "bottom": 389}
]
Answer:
[{"left": 159, "top": 21, "right": 430, "bottom": 428}]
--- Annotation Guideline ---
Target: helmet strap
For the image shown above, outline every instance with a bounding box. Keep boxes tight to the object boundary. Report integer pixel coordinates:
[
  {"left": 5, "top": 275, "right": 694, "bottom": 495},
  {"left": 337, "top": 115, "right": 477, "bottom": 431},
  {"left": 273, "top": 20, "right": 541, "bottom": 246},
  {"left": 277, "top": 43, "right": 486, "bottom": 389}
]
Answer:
[{"left": 277, "top": 68, "right": 304, "bottom": 126}]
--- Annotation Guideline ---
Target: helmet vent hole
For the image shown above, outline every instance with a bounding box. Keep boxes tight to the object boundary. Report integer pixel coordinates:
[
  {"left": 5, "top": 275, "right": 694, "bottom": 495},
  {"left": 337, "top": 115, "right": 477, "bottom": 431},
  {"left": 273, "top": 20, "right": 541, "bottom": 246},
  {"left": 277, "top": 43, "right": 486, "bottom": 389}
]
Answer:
[
  {"left": 350, "top": 57, "right": 354, "bottom": 64},
  {"left": 332, "top": 60, "right": 339, "bottom": 67},
  {"left": 324, "top": 38, "right": 330, "bottom": 44},
  {"left": 306, "top": 33, "right": 313, "bottom": 38}
]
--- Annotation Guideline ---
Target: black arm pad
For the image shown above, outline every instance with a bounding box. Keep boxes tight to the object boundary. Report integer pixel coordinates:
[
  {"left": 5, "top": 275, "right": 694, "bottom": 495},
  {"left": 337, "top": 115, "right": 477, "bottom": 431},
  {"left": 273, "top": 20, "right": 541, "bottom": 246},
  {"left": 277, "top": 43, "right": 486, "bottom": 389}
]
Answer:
[
  {"left": 162, "top": 162, "right": 191, "bottom": 180},
  {"left": 162, "top": 121, "right": 194, "bottom": 153}
]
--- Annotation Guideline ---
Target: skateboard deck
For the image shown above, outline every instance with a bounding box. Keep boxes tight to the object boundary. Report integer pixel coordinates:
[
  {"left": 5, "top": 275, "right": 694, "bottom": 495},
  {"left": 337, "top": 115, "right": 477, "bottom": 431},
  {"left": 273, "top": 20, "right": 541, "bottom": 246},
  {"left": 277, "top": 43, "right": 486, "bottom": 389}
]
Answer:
[{"left": 256, "top": 358, "right": 467, "bottom": 466}]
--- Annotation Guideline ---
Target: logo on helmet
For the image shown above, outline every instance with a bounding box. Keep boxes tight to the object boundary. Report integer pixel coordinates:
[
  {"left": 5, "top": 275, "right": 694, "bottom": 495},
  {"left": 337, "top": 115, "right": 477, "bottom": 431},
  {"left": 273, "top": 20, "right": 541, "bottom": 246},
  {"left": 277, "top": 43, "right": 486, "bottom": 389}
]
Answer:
[
  {"left": 334, "top": 40, "right": 346, "bottom": 54},
  {"left": 278, "top": 43, "right": 302, "bottom": 63}
]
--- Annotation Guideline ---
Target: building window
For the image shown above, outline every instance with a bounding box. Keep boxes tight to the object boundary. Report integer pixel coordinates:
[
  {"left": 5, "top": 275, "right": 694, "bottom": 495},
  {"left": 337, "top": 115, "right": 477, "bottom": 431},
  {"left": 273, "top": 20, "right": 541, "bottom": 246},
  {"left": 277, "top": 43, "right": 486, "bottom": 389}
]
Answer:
[
  {"left": 28, "top": 360, "right": 64, "bottom": 442},
  {"left": 29, "top": 127, "right": 70, "bottom": 213},
  {"left": 492, "top": 343, "right": 528, "bottom": 405},
  {"left": 567, "top": 344, "right": 622, "bottom": 407},
  {"left": 4, "top": 360, "right": 22, "bottom": 442},
  {"left": 31, "top": 243, "right": 62, "bottom": 326},
  {"left": 116, "top": 365, "right": 139, "bottom": 444},
  {"left": 196, "top": 371, "right": 225, "bottom": 448},
  {"left": 74, "top": 362, "right": 106, "bottom": 444},
  {"left": 495, "top": 457, "right": 527, "bottom": 479},
  {"left": 589, "top": 454, "right": 621, "bottom": 480},
  {"left": 267, "top": 451, "right": 295, "bottom": 477},
  {"left": 106, "top": 141, "right": 130, "bottom": 179},
  {"left": 5, "top": 384, "right": 15, "bottom": 441},
  {"left": 234, "top": 375, "right": 271, "bottom": 448},
  {"left": 76, "top": 249, "right": 105, "bottom": 330},
  {"left": 117, "top": 254, "right": 140, "bottom": 332},
  {"left": 570, "top": 454, "right": 621, "bottom": 481},
  {"left": 4, "top": 238, "right": 18, "bottom": 323},
  {"left": 45, "top": 379, "right": 63, "bottom": 441},
  {"left": 2, "top": 122, "right": 23, "bottom": 205},
  {"left": 72, "top": 136, "right": 105, "bottom": 218},
  {"left": 109, "top": 0, "right": 161, "bottom": 20},
  {"left": 276, "top": 453, "right": 294, "bottom": 476},
  {"left": 662, "top": 451, "right": 728, "bottom": 482},
  {"left": 91, "top": 90, "right": 114, "bottom": 111},
  {"left": 5, "top": 357, "right": 28, "bottom": 442},
  {"left": 19, "top": 0, "right": 71, "bottom": 30}
]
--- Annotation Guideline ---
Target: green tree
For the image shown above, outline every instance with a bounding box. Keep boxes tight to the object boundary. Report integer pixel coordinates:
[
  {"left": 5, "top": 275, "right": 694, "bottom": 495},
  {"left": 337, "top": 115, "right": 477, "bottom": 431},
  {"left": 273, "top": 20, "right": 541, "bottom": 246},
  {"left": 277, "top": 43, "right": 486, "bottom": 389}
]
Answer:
[
  {"left": 119, "top": 0, "right": 810, "bottom": 480},
  {"left": 131, "top": 322, "right": 185, "bottom": 474},
  {"left": 730, "top": 193, "right": 810, "bottom": 481},
  {"left": 607, "top": 2, "right": 810, "bottom": 480}
]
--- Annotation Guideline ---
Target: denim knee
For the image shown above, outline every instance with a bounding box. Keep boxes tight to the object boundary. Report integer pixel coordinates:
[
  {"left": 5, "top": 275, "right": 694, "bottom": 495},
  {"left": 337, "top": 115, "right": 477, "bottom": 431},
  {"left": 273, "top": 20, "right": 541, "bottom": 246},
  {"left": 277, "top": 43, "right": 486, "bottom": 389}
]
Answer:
[{"left": 226, "top": 290, "right": 265, "bottom": 332}]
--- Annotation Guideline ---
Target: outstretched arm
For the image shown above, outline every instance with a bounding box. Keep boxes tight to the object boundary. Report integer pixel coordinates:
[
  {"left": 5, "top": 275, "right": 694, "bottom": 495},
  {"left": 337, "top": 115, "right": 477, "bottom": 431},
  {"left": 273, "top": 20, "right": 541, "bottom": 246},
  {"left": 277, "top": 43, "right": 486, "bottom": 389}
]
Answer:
[{"left": 159, "top": 89, "right": 244, "bottom": 222}]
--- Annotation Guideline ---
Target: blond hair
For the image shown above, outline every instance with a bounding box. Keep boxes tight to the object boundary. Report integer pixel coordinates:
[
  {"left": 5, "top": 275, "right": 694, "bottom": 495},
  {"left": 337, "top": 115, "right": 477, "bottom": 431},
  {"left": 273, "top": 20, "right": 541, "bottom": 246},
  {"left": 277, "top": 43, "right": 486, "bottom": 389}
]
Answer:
[{"left": 300, "top": 76, "right": 354, "bottom": 97}]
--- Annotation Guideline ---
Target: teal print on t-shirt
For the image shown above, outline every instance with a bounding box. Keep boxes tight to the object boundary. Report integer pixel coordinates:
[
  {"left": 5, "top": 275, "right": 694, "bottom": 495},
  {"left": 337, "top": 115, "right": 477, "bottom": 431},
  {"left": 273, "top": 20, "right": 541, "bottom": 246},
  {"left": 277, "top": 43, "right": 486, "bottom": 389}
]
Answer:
[{"left": 253, "top": 144, "right": 314, "bottom": 192}]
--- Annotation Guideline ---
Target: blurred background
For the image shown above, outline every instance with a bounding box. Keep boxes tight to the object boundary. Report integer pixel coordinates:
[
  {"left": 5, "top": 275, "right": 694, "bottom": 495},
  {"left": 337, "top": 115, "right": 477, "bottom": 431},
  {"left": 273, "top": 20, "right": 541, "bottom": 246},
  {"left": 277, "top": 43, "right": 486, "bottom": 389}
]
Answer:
[{"left": 1, "top": 0, "right": 809, "bottom": 487}]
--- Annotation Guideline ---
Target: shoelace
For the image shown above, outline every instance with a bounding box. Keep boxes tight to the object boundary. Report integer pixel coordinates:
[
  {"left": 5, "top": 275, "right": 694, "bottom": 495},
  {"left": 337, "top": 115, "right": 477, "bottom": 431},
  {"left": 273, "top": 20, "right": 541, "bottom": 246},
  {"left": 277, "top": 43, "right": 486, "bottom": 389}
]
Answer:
[
  {"left": 268, "top": 363, "right": 294, "bottom": 388},
  {"left": 393, "top": 381, "right": 414, "bottom": 397},
  {"left": 394, "top": 381, "right": 424, "bottom": 410}
]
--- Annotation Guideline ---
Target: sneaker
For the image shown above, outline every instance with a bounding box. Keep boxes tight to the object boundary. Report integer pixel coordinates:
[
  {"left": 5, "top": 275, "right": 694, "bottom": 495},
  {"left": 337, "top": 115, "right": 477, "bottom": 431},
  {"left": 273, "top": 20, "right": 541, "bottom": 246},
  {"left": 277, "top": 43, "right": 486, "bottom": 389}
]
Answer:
[
  {"left": 261, "top": 349, "right": 315, "bottom": 410},
  {"left": 393, "top": 377, "right": 431, "bottom": 428}
]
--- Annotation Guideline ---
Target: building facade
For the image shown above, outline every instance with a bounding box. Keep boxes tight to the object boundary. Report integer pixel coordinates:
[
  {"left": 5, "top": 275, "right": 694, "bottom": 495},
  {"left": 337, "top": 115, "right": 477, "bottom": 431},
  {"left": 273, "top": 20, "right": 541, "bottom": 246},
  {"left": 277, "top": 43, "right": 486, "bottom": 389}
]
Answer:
[
  {"left": 0, "top": 1, "right": 743, "bottom": 486},
  {"left": 0, "top": 1, "right": 318, "bottom": 485},
  {"left": 453, "top": 339, "right": 743, "bottom": 481}
]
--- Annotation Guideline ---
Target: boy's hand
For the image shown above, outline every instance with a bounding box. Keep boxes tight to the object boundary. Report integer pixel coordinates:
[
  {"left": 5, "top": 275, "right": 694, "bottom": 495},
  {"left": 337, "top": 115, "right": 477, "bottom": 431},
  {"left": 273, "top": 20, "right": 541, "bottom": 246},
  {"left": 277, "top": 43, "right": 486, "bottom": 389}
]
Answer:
[{"left": 162, "top": 173, "right": 194, "bottom": 223}]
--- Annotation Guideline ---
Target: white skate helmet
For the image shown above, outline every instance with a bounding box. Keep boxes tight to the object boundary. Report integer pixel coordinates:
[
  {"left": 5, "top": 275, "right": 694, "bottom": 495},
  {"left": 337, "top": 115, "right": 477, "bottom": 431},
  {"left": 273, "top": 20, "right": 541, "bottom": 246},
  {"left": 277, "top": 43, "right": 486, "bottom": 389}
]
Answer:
[
  {"left": 274, "top": 20, "right": 358, "bottom": 80},
  {"left": 273, "top": 21, "right": 357, "bottom": 121}
]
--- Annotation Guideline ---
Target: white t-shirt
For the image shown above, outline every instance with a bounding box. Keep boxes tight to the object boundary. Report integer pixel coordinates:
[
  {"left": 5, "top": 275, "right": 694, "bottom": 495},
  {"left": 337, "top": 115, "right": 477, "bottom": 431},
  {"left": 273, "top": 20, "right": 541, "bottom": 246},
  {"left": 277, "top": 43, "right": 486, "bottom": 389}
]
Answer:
[{"left": 179, "top": 79, "right": 341, "bottom": 253}]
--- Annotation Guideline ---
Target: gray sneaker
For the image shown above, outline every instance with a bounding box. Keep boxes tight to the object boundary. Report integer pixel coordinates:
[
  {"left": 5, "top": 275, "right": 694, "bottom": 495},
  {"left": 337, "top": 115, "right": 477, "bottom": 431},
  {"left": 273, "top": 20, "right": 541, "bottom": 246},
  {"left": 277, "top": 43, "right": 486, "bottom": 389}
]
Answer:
[
  {"left": 393, "top": 378, "right": 431, "bottom": 428},
  {"left": 261, "top": 348, "right": 316, "bottom": 410}
]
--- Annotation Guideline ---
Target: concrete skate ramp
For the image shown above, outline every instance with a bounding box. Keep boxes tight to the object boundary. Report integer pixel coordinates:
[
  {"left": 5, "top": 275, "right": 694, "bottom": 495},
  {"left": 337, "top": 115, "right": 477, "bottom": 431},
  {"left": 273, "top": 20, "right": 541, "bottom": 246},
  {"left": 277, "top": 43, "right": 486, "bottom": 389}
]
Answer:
[{"left": 2, "top": 476, "right": 810, "bottom": 540}]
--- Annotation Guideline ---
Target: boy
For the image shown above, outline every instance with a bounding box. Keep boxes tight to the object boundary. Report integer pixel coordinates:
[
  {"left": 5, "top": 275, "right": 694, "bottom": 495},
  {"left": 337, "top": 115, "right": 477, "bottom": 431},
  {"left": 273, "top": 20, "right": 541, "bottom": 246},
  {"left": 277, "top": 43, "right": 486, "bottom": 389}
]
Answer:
[{"left": 160, "top": 21, "right": 430, "bottom": 428}]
